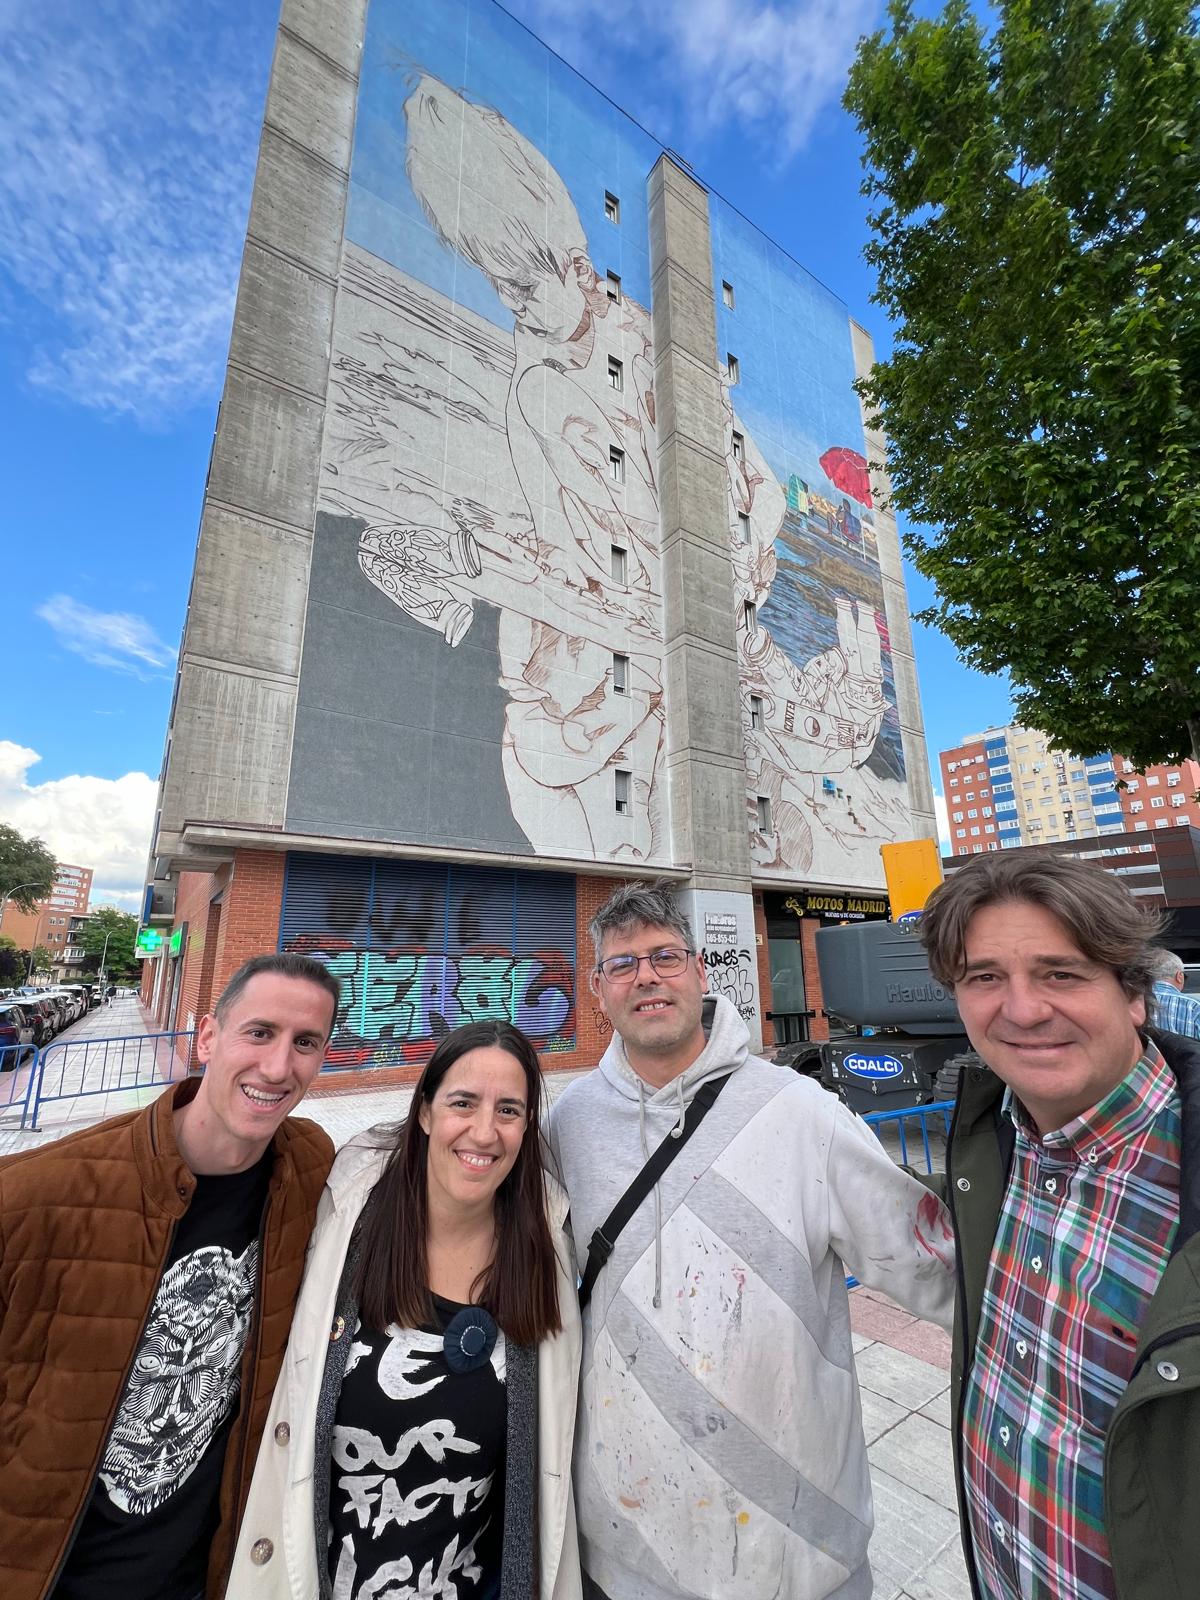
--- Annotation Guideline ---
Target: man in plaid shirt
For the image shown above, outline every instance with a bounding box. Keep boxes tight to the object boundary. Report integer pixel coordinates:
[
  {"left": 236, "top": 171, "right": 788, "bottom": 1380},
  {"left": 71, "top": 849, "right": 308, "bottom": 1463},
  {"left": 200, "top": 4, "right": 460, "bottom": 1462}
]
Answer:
[
  {"left": 1150, "top": 949, "right": 1200, "bottom": 1039},
  {"left": 919, "top": 851, "right": 1200, "bottom": 1600}
]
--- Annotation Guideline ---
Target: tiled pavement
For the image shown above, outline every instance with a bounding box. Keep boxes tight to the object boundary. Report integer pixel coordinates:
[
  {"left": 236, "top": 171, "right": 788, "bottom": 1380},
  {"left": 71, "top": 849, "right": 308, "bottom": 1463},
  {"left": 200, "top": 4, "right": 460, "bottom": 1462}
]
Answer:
[{"left": 0, "top": 1014, "right": 971, "bottom": 1596}]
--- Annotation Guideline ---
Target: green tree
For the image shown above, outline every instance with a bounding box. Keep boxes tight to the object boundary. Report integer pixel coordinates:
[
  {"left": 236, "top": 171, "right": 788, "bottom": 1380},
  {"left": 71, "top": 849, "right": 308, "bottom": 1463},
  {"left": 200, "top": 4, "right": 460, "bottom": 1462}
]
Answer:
[
  {"left": 28, "top": 945, "right": 52, "bottom": 977},
  {"left": 79, "top": 907, "right": 139, "bottom": 983},
  {"left": 0, "top": 935, "right": 23, "bottom": 986},
  {"left": 845, "top": 0, "right": 1200, "bottom": 765},
  {"left": 0, "top": 826, "right": 57, "bottom": 911}
]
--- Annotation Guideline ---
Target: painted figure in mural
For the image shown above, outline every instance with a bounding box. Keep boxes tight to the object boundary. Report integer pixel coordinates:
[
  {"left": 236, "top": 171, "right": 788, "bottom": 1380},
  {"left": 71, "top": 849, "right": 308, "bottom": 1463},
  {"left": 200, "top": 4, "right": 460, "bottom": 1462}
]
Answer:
[
  {"left": 230, "top": 1020, "right": 582, "bottom": 1600},
  {"left": 350, "top": 71, "right": 665, "bottom": 863},
  {"left": 550, "top": 880, "right": 955, "bottom": 1600},
  {"left": 0, "top": 954, "right": 337, "bottom": 1600},
  {"left": 721, "top": 384, "right": 898, "bottom": 873}
]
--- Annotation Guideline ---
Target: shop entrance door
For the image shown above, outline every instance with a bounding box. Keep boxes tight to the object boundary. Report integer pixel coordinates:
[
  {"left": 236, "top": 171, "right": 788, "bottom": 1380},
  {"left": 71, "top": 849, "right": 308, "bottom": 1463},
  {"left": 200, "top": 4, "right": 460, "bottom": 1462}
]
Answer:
[{"left": 766, "top": 937, "right": 808, "bottom": 1043}]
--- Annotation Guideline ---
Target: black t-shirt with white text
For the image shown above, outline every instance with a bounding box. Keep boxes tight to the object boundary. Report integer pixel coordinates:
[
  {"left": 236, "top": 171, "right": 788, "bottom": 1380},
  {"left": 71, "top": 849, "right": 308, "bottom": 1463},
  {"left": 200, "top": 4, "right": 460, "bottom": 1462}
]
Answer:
[
  {"left": 54, "top": 1153, "right": 271, "bottom": 1600},
  {"left": 328, "top": 1296, "right": 508, "bottom": 1600}
]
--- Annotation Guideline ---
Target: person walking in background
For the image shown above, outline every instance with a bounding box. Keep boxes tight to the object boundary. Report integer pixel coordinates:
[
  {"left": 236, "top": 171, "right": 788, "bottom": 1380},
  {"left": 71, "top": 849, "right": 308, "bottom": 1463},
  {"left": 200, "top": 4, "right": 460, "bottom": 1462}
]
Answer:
[
  {"left": 230, "top": 1019, "right": 582, "bottom": 1600},
  {"left": 1149, "top": 947, "right": 1200, "bottom": 1039},
  {"left": 550, "top": 879, "right": 954, "bottom": 1600},
  {"left": 920, "top": 851, "right": 1200, "bottom": 1600},
  {"left": 0, "top": 952, "right": 339, "bottom": 1600}
]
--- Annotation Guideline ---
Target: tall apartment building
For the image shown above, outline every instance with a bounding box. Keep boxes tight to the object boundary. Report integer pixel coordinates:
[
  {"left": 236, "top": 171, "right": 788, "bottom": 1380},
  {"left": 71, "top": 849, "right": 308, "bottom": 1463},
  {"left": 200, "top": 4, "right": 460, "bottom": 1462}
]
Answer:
[
  {"left": 0, "top": 863, "right": 93, "bottom": 967},
  {"left": 141, "top": 0, "right": 935, "bottom": 1059},
  {"left": 938, "top": 725, "right": 1200, "bottom": 856}
]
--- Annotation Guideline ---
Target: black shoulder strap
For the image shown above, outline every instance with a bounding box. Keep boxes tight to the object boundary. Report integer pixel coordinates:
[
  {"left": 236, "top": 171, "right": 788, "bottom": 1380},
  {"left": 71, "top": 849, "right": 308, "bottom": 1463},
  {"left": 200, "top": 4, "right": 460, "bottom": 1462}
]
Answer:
[{"left": 578, "top": 1073, "right": 732, "bottom": 1309}]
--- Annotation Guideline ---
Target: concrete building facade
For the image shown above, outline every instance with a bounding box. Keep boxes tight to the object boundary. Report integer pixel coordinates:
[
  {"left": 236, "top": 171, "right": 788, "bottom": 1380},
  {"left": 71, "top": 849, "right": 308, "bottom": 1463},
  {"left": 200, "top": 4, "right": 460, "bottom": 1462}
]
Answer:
[{"left": 143, "top": 0, "right": 934, "bottom": 1063}]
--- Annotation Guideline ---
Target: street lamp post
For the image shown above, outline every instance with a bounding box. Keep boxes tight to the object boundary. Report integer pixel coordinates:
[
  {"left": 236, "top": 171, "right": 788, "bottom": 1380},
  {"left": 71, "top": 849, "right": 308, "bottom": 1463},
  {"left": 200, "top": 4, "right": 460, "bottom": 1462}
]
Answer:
[{"left": 98, "top": 930, "right": 112, "bottom": 998}]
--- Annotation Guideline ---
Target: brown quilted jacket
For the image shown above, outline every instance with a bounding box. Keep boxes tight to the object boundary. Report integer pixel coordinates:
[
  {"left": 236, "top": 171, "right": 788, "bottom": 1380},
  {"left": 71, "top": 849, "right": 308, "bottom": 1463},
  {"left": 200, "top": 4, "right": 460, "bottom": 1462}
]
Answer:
[{"left": 0, "top": 1078, "right": 333, "bottom": 1600}]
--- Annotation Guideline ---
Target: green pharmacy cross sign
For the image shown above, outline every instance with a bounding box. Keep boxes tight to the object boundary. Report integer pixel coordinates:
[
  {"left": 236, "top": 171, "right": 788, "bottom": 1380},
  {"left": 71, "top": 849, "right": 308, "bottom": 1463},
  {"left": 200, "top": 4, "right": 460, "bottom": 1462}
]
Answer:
[{"left": 135, "top": 928, "right": 164, "bottom": 958}]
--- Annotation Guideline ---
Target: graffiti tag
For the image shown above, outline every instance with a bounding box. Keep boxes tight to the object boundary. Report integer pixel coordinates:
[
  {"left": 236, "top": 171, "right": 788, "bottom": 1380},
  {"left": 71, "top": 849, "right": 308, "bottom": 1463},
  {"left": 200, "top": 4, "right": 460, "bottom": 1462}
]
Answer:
[{"left": 701, "top": 946, "right": 757, "bottom": 1023}]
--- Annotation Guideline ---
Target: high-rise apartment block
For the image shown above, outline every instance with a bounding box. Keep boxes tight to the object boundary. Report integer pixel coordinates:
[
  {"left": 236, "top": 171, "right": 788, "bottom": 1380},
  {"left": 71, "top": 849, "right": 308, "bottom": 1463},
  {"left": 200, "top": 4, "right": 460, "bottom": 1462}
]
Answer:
[
  {"left": 939, "top": 725, "right": 1200, "bottom": 856},
  {"left": 0, "top": 863, "right": 93, "bottom": 978},
  {"left": 140, "top": 0, "right": 935, "bottom": 1058}
]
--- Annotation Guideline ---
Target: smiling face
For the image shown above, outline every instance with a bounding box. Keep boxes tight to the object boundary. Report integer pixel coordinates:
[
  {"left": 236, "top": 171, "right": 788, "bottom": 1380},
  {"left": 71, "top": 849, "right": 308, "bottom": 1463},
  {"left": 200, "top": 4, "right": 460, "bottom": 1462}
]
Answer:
[
  {"left": 183, "top": 973, "right": 334, "bottom": 1173},
  {"left": 591, "top": 920, "right": 708, "bottom": 1088},
  {"left": 954, "top": 898, "right": 1145, "bottom": 1135},
  {"left": 418, "top": 1046, "right": 530, "bottom": 1219}
]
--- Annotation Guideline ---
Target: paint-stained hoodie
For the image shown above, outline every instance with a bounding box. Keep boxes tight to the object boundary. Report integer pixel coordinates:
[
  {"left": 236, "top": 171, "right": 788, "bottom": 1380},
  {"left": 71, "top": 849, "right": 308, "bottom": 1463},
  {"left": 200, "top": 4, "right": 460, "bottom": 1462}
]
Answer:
[{"left": 549, "top": 994, "right": 954, "bottom": 1600}]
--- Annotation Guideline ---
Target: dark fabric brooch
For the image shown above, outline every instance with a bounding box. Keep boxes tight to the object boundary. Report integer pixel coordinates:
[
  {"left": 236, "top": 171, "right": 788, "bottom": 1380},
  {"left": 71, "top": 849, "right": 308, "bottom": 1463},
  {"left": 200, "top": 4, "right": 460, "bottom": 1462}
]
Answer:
[{"left": 443, "top": 1305, "right": 498, "bottom": 1374}]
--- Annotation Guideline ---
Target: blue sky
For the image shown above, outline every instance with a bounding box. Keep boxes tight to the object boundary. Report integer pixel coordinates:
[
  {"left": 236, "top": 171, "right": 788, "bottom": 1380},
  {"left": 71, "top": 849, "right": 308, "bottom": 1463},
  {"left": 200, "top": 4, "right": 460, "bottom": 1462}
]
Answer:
[{"left": 1, "top": 0, "right": 1011, "bottom": 905}]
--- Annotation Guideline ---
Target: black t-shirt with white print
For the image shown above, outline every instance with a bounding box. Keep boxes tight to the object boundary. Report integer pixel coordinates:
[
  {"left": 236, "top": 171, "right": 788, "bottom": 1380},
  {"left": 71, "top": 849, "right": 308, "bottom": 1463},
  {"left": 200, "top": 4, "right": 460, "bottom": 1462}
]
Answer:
[
  {"left": 328, "top": 1296, "right": 508, "bottom": 1600},
  {"left": 54, "top": 1154, "right": 271, "bottom": 1600}
]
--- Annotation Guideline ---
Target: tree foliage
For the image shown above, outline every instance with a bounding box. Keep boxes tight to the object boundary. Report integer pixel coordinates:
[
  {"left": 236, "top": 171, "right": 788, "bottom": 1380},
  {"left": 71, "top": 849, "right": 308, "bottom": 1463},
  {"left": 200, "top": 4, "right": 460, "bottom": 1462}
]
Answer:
[
  {"left": 0, "top": 936, "right": 23, "bottom": 987},
  {"left": 79, "top": 907, "right": 139, "bottom": 981},
  {"left": 845, "top": 0, "right": 1200, "bottom": 765},
  {"left": 0, "top": 826, "right": 57, "bottom": 910}
]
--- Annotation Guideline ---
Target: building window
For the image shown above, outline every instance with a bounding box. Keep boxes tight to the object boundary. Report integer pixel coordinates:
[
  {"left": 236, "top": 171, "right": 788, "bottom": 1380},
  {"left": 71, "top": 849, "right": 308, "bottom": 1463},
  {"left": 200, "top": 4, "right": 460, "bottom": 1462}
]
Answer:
[
  {"left": 1151, "top": 796, "right": 1165, "bottom": 808},
  {"left": 982, "top": 807, "right": 992, "bottom": 817},
  {"left": 952, "top": 811, "right": 963, "bottom": 823},
  {"left": 970, "top": 826, "right": 981, "bottom": 836},
  {"left": 749, "top": 695, "right": 764, "bottom": 731},
  {"left": 606, "top": 270, "right": 621, "bottom": 302},
  {"left": 967, "top": 808, "right": 977, "bottom": 818},
  {"left": 743, "top": 599, "right": 757, "bottom": 631},
  {"left": 1156, "top": 818, "right": 1170, "bottom": 828},
  {"left": 984, "top": 823, "right": 995, "bottom": 833},
  {"left": 1134, "top": 821, "right": 1149, "bottom": 832},
  {"left": 1172, "top": 793, "right": 1186, "bottom": 807},
  {"left": 1147, "top": 774, "right": 1161, "bottom": 786},
  {"left": 608, "top": 356, "right": 623, "bottom": 391},
  {"left": 604, "top": 190, "right": 620, "bottom": 223},
  {"left": 756, "top": 796, "right": 772, "bottom": 833},
  {"left": 726, "top": 353, "right": 740, "bottom": 384},
  {"left": 615, "top": 769, "right": 631, "bottom": 814},
  {"left": 949, "top": 776, "right": 958, "bottom": 787},
  {"left": 722, "top": 279, "right": 735, "bottom": 308},
  {"left": 609, "top": 446, "right": 625, "bottom": 483},
  {"left": 1126, "top": 779, "right": 1140, "bottom": 792},
  {"left": 956, "top": 828, "right": 967, "bottom": 838},
  {"left": 610, "top": 545, "right": 627, "bottom": 583},
  {"left": 732, "top": 430, "right": 745, "bottom": 463},
  {"left": 1168, "top": 772, "right": 1181, "bottom": 786},
  {"left": 613, "top": 653, "right": 629, "bottom": 694},
  {"left": 1177, "top": 816, "right": 1191, "bottom": 825},
  {"left": 737, "top": 512, "right": 750, "bottom": 546}
]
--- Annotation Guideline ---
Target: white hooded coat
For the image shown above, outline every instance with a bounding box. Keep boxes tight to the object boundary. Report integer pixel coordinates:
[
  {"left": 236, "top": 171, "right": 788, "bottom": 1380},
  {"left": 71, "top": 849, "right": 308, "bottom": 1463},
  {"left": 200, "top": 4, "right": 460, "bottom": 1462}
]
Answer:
[{"left": 549, "top": 994, "right": 955, "bottom": 1600}]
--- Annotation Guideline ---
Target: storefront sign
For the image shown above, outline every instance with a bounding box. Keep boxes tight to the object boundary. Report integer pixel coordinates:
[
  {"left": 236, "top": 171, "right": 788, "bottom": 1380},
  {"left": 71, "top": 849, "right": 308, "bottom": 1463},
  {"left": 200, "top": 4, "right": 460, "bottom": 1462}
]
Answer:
[
  {"left": 783, "top": 892, "right": 889, "bottom": 921},
  {"left": 135, "top": 928, "right": 164, "bottom": 958}
]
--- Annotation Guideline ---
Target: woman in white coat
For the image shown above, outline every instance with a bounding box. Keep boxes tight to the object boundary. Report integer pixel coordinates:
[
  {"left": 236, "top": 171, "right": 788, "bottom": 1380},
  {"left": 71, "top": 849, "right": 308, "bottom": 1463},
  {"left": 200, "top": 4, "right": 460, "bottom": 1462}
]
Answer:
[{"left": 228, "top": 1020, "right": 582, "bottom": 1600}]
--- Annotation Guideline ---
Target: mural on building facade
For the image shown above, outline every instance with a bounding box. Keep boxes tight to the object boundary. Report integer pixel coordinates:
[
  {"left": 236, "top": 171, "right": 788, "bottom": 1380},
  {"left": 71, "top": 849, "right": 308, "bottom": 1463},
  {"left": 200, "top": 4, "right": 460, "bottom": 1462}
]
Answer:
[
  {"left": 279, "top": 856, "right": 576, "bottom": 1065},
  {"left": 286, "top": 0, "right": 911, "bottom": 884}
]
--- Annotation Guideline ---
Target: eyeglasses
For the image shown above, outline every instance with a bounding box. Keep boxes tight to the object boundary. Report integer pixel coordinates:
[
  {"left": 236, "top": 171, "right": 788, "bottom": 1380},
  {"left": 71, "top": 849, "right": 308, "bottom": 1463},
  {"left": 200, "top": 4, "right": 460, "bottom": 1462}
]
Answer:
[{"left": 595, "top": 947, "right": 693, "bottom": 984}]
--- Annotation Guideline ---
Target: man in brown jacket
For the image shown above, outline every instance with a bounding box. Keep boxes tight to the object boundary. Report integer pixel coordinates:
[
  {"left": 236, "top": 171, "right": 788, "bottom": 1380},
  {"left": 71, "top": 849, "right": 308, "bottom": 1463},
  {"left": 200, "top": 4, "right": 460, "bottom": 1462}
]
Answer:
[{"left": 0, "top": 952, "right": 340, "bottom": 1600}]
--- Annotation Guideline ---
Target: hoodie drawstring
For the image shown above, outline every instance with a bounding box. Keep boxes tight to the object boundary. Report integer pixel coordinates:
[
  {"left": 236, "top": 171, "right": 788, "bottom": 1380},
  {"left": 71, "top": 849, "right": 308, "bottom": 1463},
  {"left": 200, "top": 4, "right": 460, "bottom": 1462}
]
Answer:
[{"left": 636, "top": 1076, "right": 687, "bottom": 1309}]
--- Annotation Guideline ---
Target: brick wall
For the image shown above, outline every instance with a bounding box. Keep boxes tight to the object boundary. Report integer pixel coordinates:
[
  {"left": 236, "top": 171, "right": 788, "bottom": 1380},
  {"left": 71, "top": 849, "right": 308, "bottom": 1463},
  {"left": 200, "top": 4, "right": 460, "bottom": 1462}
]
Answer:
[
  {"left": 210, "top": 851, "right": 286, "bottom": 1001},
  {"left": 753, "top": 891, "right": 771, "bottom": 1039}
]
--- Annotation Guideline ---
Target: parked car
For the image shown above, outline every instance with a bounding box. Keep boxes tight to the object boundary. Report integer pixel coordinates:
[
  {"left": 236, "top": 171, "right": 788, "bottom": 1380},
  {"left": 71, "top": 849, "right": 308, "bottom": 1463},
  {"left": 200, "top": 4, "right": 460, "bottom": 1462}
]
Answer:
[
  {"left": 0, "top": 1002, "right": 36, "bottom": 1069},
  {"left": 44, "top": 988, "right": 84, "bottom": 1026},
  {"left": 22, "top": 997, "right": 61, "bottom": 1048}
]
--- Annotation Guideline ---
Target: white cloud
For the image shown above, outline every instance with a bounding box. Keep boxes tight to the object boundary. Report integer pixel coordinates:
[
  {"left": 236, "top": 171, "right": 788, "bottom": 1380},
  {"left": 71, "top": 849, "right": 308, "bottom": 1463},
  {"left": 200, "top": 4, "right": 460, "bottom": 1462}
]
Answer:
[
  {"left": 0, "top": 741, "right": 156, "bottom": 909},
  {"left": 512, "top": 0, "right": 881, "bottom": 158},
  {"left": 0, "top": 0, "right": 269, "bottom": 419},
  {"left": 37, "top": 594, "right": 175, "bottom": 678}
]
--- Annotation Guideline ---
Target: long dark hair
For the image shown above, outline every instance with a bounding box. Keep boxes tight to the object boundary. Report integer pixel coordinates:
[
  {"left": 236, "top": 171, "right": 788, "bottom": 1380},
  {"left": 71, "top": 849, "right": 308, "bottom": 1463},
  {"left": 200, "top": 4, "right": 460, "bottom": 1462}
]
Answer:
[{"left": 354, "top": 1020, "right": 562, "bottom": 1345}]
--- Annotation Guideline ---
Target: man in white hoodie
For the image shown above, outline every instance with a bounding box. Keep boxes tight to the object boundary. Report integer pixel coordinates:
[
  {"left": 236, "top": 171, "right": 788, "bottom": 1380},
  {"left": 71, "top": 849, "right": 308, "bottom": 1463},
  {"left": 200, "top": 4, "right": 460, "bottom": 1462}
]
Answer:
[{"left": 549, "top": 880, "right": 955, "bottom": 1600}]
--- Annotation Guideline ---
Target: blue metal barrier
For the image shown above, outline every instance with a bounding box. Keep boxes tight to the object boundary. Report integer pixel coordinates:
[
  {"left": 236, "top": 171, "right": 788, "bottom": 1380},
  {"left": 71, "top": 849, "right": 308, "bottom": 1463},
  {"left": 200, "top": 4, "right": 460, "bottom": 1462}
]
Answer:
[
  {"left": 846, "top": 1100, "right": 955, "bottom": 1290},
  {"left": 0, "top": 1041, "right": 38, "bottom": 1122},
  {"left": 27, "top": 1030, "right": 196, "bottom": 1130},
  {"left": 862, "top": 1100, "right": 955, "bottom": 1173}
]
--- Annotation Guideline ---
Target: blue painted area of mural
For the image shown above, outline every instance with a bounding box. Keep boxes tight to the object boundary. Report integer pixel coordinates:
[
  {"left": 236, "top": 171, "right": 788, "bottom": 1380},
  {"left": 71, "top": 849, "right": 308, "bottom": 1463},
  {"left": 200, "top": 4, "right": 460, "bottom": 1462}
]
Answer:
[
  {"left": 349, "top": 0, "right": 658, "bottom": 323},
  {"left": 710, "top": 194, "right": 906, "bottom": 783},
  {"left": 279, "top": 853, "right": 576, "bottom": 1065}
]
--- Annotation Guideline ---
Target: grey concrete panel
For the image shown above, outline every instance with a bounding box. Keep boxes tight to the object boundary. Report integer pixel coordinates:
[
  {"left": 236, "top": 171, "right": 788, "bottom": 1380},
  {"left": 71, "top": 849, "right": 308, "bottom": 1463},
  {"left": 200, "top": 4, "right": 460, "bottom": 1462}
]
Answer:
[
  {"left": 866, "top": 1469, "right": 963, "bottom": 1600},
  {"left": 649, "top": 178, "right": 715, "bottom": 289},
  {"left": 652, "top": 344, "right": 725, "bottom": 458},
  {"left": 207, "top": 370, "right": 324, "bottom": 531},
  {"left": 285, "top": 512, "right": 532, "bottom": 852},
  {"left": 663, "top": 643, "right": 743, "bottom": 763},
  {"left": 264, "top": 29, "right": 356, "bottom": 173},
  {"left": 247, "top": 128, "right": 348, "bottom": 279},
  {"left": 228, "top": 242, "right": 337, "bottom": 399},
  {"left": 160, "top": 662, "right": 295, "bottom": 832},
  {"left": 280, "top": 0, "right": 367, "bottom": 76},
  {"left": 859, "top": 1386, "right": 908, "bottom": 1446},
  {"left": 868, "top": 1413, "right": 959, "bottom": 1515},
  {"left": 660, "top": 537, "right": 738, "bottom": 655},
  {"left": 657, "top": 446, "right": 731, "bottom": 554},
  {"left": 854, "top": 1344, "right": 949, "bottom": 1413},
  {"left": 186, "top": 506, "right": 311, "bottom": 678},
  {"left": 650, "top": 258, "right": 720, "bottom": 370}
]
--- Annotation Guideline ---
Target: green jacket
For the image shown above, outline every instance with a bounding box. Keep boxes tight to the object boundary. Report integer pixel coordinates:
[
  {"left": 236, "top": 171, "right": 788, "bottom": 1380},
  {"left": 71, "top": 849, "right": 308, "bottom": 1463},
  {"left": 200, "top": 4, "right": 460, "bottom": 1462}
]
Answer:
[{"left": 941, "top": 1028, "right": 1200, "bottom": 1600}]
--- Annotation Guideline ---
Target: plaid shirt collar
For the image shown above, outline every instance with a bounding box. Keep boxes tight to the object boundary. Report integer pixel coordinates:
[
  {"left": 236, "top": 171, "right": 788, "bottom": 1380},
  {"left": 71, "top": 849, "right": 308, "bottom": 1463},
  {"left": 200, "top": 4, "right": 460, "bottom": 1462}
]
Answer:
[{"left": 1003, "top": 1037, "right": 1174, "bottom": 1167}]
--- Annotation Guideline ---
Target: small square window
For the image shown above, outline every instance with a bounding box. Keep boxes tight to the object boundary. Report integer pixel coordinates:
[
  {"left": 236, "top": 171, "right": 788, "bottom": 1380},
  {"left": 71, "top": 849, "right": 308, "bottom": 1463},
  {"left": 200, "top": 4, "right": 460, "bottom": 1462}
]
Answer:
[
  {"left": 956, "top": 828, "right": 967, "bottom": 839},
  {"left": 726, "top": 353, "right": 739, "bottom": 384},
  {"left": 1177, "top": 816, "right": 1191, "bottom": 825},
  {"left": 609, "top": 446, "right": 625, "bottom": 484},
  {"left": 952, "top": 811, "right": 963, "bottom": 823},
  {"left": 731, "top": 431, "right": 745, "bottom": 463},
  {"left": 722, "top": 279, "right": 735, "bottom": 309},
  {"left": 1168, "top": 772, "right": 1181, "bottom": 786},
  {"left": 615, "top": 769, "right": 631, "bottom": 814},
  {"left": 610, "top": 545, "right": 627, "bottom": 583},
  {"left": 749, "top": 695, "right": 763, "bottom": 731},
  {"left": 608, "top": 356, "right": 623, "bottom": 391},
  {"left": 604, "top": 191, "right": 620, "bottom": 223},
  {"left": 612, "top": 653, "right": 629, "bottom": 694},
  {"left": 737, "top": 512, "right": 750, "bottom": 546},
  {"left": 756, "top": 795, "right": 772, "bottom": 833},
  {"left": 743, "top": 599, "right": 757, "bottom": 632},
  {"left": 1171, "top": 793, "right": 1185, "bottom": 807},
  {"left": 1150, "top": 795, "right": 1165, "bottom": 808},
  {"left": 606, "top": 271, "right": 621, "bottom": 302},
  {"left": 1156, "top": 818, "right": 1170, "bottom": 828},
  {"left": 1147, "top": 774, "right": 1161, "bottom": 786}
]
